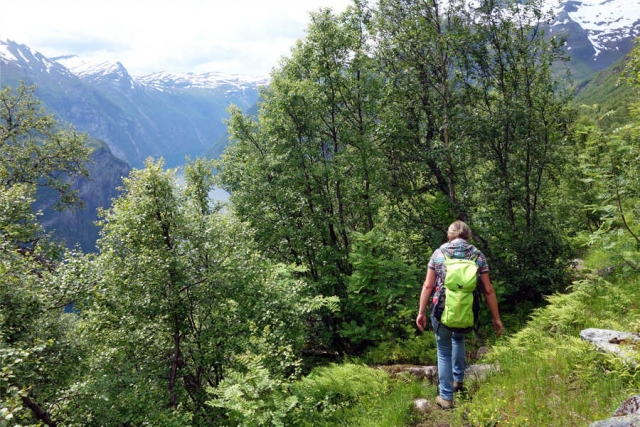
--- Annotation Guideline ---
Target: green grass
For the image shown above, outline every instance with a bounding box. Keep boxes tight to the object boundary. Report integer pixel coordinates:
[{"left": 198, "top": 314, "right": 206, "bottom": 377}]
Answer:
[
  {"left": 293, "top": 244, "right": 640, "bottom": 427},
  {"left": 454, "top": 247, "right": 640, "bottom": 427},
  {"left": 291, "top": 363, "right": 430, "bottom": 427},
  {"left": 460, "top": 334, "right": 634, "bottom": 426}
]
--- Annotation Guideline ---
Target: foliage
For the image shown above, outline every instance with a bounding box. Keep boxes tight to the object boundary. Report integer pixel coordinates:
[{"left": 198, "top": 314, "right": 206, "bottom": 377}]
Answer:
[
  {"left": 219, "top": 0, "right": 577, "bottom": 352},
  {"left": 564, "top": 39, "right": 640, "bottom": 266},
  {"left": 210, "top": 244, "right": 640, "bottom": 427},
  {"left": 457, "top": 254, "right": 640, "bottom": 427},
  {"left": 567, "top": 99, "right": 640, "bottom": 267},
  {"left": 457, "top": 0, "right": 574, "bottom": 303},
  {"left": 207, "top": 352, "right": 300, "bottom": 427},
  {"left": 574, "top": 61, "right": 635, "bottom": 132},
  {"left": 0, "top": 84, "right": 90, "bottom": 211},
  {"left": 621, "top": 38, "right": 640, "bottom": 89},
  {"left": 359, "top": 334, "right": 438, "bottom": 366},
  {"left": 62, "top": 158, "right": 338, "bottom": 426},
  {"left": 219, "top": 4, "right": 386, "bottom": 350},
  {"left": 0, "top": 83, "right": 91, "bottom": 427},
  {"left": 211, "top": 361, "right": 427, "bottom": 427},
  {"left": 340, "top": 229, "right": 421, "bottom": 350},
  {"left": 291, "top": 363, "right": 424, "bottom": 427},
  {"left": 477, "top": 221, "right": 573, "bottom": 308},
  {"left": 4, "top": 3, "right": 640, "bottom": 426}
]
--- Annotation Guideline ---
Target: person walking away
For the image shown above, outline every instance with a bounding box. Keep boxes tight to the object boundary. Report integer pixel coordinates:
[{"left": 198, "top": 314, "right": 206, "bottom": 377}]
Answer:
[{"left": 415, "top": 220, "right": 503, "bottom": 409}]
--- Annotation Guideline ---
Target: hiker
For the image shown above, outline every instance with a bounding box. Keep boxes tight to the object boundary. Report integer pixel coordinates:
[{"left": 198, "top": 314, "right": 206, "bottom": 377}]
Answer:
[{"left": 416, "top": 220, "right": 503, "bottom": 409}]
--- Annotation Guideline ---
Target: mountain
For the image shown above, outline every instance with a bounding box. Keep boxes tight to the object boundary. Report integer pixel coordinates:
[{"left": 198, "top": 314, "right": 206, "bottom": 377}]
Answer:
[
  {"left": 0, "top": 0, "right": 637, "bottom": 251},
  {"left": 1, "top": 1, "right": 638, "bottom": 165},
  {"left": 573, "top": 54, "right": 636, "bottom": 131},
  {"left": 544, "top": 0, "right": 640, "bottom": 82},
  {"left": 35, "top": 140, "right": 132, "bottom": 253},
  {"left": 0, "top": 40, "right": 265, "bottom": 251},
  {"left": 0, "top": 40, "right": 267, "bottom": 168}
]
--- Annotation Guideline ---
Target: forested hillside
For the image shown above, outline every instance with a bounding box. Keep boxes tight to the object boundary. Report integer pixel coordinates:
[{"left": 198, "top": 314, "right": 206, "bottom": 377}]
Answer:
[{"left": 1, "top": 0, "right": 639, "bottom": 426}]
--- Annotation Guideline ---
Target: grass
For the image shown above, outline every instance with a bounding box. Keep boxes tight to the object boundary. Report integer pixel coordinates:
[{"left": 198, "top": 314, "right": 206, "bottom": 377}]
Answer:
[
  {"left": 296, "top": 244, "right": 640, "bottom": 426},
  {"left": 446, "top": 246, "right": 640, "bottom": 426},
  {"left": 460, "top": 334, "right": 634, "bottom": 426},
  {"left": 291, "top": 363, "right": 430, "bottom": 427}
]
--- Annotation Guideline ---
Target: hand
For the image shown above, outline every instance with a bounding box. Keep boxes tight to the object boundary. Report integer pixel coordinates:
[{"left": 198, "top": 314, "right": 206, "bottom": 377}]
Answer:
[
  {"left": 493, "top": 318, "right": 503, "bottom": 337},
  {"left": 416, "top": 313, "right": 427, "bottom": 332}
]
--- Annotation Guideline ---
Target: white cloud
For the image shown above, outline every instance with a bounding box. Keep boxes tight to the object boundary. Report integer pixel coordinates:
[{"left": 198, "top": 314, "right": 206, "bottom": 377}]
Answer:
[{"left": 0, "top": 0, "right": 354, "bottom": 76}]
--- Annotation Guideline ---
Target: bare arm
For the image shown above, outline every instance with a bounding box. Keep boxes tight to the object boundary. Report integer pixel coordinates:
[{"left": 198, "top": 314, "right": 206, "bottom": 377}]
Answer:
[
  {"left": 416, "top": 268, "right": 436, "bottom": 331},
  {"left": 480, "top": 273, "right": 503, "bottom": 336}
]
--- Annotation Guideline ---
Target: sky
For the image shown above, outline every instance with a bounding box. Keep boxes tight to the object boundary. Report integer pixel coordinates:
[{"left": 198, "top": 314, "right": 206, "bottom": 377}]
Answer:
[{"left": 0, "top": 0, "right": 354, "bottom": 77}]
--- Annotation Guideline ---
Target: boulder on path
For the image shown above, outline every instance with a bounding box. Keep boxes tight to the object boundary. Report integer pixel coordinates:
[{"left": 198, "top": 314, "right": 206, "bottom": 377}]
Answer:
[
  {"left": 379, "top": 364, "right": 439, "bottom": 382},
  {"left": 614, "top": 395, "right": 640, "bottom": 417}
]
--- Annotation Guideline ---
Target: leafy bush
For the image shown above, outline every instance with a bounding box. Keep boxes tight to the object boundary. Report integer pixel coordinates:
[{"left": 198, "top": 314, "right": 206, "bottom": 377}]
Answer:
[
  {"left": 210, "top": 362, "right": 426, "bottom": 427},
  {"left": 291, "top": 363, "right": 424, "bottom": 427},
  {"left": 208, "top": 352, "right": 299, "bottom": 427},
  {"left": 360, "top": 334, "right": 437, "bottom": 366},
  {"left": 341, "top": 230, "right": 421, "bottom": 353}
]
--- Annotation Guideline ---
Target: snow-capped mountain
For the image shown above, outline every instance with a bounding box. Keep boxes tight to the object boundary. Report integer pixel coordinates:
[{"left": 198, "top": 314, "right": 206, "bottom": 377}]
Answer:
[
  {"left": 136, "top": 71, "right": 269, "bottom": 92},
  {"left": 0, "top": 40, "right": 73, "bottom": 79},
  {"left": 452, "top": 0, "right": 638, "bottom": 74},
  {"left": 0, "top": 0, "right": 638, "bottom": 166},
  {"left": 0, "top": 40, "right": 266, "bottom": 252},
  {"left": 54, "top": 54, "right": 269, "bottom": 93},
  {"left": 0, "top": 40, "right": 265, "bottom": 168},
  {"left": 545, "top": 0, "right": 640, "bottom": 73},
  {"left": 548, "top": 0, "right": 640, "bottom": 57},
  {"left": 445, "top": 0, "right": 638, "bottom": 72},
  {"left": 54, "top": 55, "right": 138, "bottom": 88}
]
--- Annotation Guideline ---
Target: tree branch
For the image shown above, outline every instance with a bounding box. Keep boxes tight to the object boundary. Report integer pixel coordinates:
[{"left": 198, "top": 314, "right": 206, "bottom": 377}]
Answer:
[{"left": 21, "top": 395, "right": 57, "bottom": 427}]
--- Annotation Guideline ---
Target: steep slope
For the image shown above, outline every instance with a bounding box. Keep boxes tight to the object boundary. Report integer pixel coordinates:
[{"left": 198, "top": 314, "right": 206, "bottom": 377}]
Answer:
[
  {"left": 58, "top": 56, "right": 268, "bottom": 167},
  {"left": 573, "top": 55, "right": 636, "bottom": 130},
  {"left": 0, "top": 40, "right": 267, "bottom": 168},
  {"left": 35, "top": 140, "right": 131, "bottom": 253}
]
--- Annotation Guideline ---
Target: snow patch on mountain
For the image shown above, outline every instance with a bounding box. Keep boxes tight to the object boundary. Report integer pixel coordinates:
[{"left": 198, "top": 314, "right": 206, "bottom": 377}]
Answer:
[
  {"left": 53, "top": 54, "right": 269, "bottom": 93},
  {"left": 56, "top": 55, "right": 126, "bottom": 78},
  {"left": 136, "top": 71, "right": 269, "bottom": 92},
  {"left": 551, "top": 0, "right": 640, "bottom": 57},
  {"left": 0, "top": 43, "right": 19, "bottom": 63},
  {"left": 0, "top": 40, "right": 69, "bottom": 76},
  {"left": 563, "top": 0, "right": 639, "bottom": 32},
  {"left": 55, "top": 55, "right": 139, "bottom": 89}
]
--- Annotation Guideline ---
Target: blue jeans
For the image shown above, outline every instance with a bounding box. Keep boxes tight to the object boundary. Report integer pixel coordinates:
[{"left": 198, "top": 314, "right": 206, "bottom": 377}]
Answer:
[{"left": 431, "top": 316, "right": 466, "bottom": 401}]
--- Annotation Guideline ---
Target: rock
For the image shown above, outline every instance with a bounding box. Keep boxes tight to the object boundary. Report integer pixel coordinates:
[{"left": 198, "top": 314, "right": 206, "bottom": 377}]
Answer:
[
  {"left": 571, "top": 258, "right": 586, "bottom": 271},
  {"left": 614, "top": 395, "right": 640, "bottom": 417},
  {"left": 465, "top": 363, "right": 499, "bottom": 381},
  {"left": 597, "top": 266, "right": 615, "bottom": 277},
  {"left": 475, "top": 346, "right": 489, "bottom": 359},
  {"left": 379, "top": 363, "right": 498, "bottom": 383},
  {"left": 378, "top": 364, "right": 439, "bottom": 382},
  {"left": 414, "top": 398, "right": 431, "bottom": 413},
  {"left": 580, "top": 329, "right": 640, "bottom": 367},
  {"left": 588, "top": 395, "right": 640, "bottom": 426},
  {"left": 588, "top": 414, "right": 640, "bottom": 427}
]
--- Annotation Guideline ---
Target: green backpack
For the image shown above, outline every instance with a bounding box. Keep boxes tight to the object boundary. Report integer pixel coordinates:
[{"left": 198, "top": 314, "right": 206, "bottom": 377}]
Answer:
[{"left": 431, "top": 253, "right": 480, "bottom": 333}]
